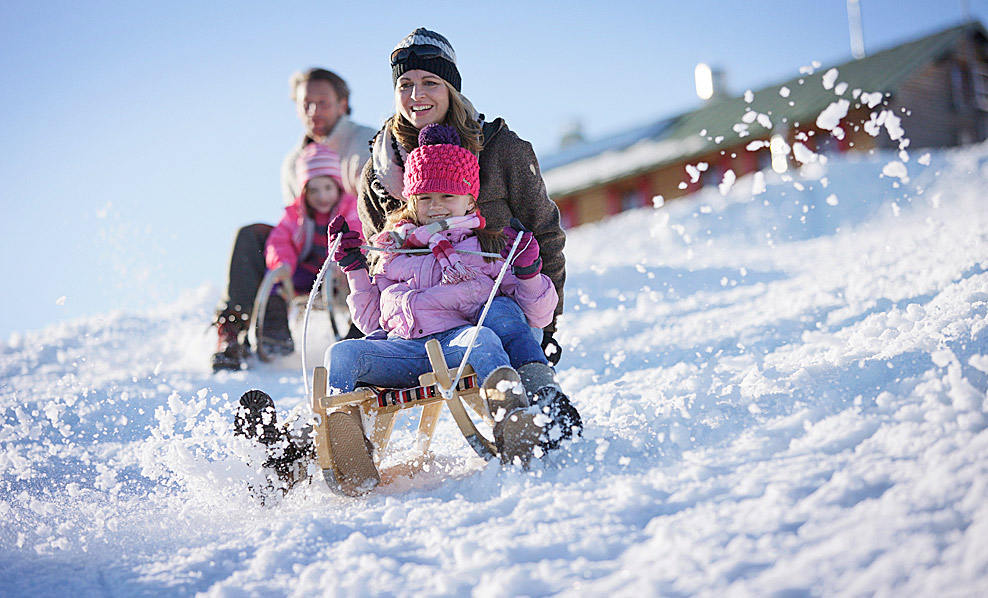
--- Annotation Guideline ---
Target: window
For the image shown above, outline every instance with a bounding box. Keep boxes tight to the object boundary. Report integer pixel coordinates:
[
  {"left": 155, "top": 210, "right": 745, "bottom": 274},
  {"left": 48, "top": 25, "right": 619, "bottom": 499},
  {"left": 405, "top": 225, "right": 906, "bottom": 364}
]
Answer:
[
  {"left": 973, "top": 65, "right": 988, "bottom": 112},
  {"left": 620, "top": 189, "right": 644, "bottom": 212},
  {"left": 816, "top": 131, "right": 842, "bottom": 155},
  {"left": 951, "top": 64, "right": 968, "bottom": 111},
  {"left": 700, "top": 163, "right": 723, "bottom": 188}
]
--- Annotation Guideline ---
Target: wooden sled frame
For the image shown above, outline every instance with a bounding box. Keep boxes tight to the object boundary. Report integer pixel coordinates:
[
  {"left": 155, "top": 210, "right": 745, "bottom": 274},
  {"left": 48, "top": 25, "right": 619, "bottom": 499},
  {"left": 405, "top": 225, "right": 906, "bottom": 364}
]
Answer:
[
  {"left": 250, "top": 265, "right": 352, "bottom": 362},
  {"left": 311, "top": 338, "right": 500, "bottom": 473}
]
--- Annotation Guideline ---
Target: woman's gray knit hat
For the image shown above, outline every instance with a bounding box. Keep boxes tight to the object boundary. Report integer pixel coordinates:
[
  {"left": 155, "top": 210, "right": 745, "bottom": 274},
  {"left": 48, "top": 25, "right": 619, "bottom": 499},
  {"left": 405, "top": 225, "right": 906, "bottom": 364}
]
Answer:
[{"left": 391, "top": 28, "right": 462, "bottom": 92}]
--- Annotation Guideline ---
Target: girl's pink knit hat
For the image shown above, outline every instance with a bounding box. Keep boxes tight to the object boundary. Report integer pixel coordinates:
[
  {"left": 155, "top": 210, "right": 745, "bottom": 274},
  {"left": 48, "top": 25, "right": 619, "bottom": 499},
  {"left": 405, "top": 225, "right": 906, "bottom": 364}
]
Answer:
[
  {"left": 296, "top": 142, "right": 343, "bottom": 198},
  {"left": 402, "top": 124, "right": 480, "bottom": 200}
]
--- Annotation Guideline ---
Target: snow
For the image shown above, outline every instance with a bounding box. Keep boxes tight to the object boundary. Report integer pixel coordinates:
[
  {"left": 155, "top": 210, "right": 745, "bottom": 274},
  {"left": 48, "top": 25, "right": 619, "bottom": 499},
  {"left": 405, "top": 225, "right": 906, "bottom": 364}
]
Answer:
[
  {"left": 816, "top": 99, "right": 851, "bottom": 131},
  {"left": 3, "top": 140, "right": 988, "bottom": 596}
]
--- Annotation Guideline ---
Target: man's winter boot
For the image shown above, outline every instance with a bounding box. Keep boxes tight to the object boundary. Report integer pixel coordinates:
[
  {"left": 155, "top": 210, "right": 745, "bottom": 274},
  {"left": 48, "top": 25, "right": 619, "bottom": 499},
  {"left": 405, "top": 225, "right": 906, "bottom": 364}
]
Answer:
[
  {"left": 517, "top": 362, "right": 583, "bottom": 450},
  {"left": 260, "top": 294, "right": 294, "bottom": 357},
  {"left": 212, "top": 313, "right": 250, "bottom": 371},
  {"left": 481, "top": 366, "right": 542, "bottom": 466},
  {"left": 234, "top": 390, "right": 312, "bottom": 496},
  {"left": 324, "top": 407, "right": 379, "bottom": 497}
]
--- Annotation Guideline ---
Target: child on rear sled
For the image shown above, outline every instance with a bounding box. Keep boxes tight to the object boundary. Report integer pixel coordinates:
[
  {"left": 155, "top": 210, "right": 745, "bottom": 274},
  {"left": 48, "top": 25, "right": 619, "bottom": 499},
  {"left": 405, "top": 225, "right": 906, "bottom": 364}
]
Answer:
[
  {"left": 235, "top": 125, "right": 581, "bottom": 496},
  {"left": 214, "top": 143, "right": 362, "bottom": 369}
]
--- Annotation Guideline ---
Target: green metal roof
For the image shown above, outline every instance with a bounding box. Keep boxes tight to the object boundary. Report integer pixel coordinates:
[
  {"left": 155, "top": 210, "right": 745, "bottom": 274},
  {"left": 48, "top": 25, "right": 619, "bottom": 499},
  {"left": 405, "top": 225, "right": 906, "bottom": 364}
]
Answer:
[{"left": 543, "top": 21, "right": 987, "bottom": 194}]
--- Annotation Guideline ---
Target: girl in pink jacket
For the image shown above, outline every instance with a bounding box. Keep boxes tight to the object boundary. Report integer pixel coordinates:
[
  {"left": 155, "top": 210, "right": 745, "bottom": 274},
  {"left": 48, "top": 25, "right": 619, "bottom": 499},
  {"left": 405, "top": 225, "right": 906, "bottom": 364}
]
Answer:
[
  {"left": 258, "top": 143, "right": 362, "bottom": 355},
  {"left": 320, "top": 124, "right": 558, "bottom": 493}
]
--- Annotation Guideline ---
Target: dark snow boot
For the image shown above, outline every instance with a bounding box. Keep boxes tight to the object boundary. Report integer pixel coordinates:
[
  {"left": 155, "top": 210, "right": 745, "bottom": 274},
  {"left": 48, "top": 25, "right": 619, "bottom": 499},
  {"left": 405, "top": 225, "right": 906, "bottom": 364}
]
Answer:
[
  {"left": 518, "top": 362, "right": 583, "bottom": 450},
  {"left": 212, "top": 316, "right": 250, "bottom": 372},
  {"left": 260, "top": 294, "right": 294, "bottom": 358},
  {"left": 533, "top": 387, "right": 583, "bottom": 450},
  {"left": 234, "top": 390, "right": 312, "bottom": 496},
  {"left": 482, "top": 366, "right": 542, "bottom": 466}
]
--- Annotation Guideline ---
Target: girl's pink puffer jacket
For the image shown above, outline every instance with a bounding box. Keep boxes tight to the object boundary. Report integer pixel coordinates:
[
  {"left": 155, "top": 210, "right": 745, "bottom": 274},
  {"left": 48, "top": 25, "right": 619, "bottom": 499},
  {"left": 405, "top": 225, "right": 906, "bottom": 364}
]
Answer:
[{"left": 345, "top": 228, "right": 557, "bottom": 338}]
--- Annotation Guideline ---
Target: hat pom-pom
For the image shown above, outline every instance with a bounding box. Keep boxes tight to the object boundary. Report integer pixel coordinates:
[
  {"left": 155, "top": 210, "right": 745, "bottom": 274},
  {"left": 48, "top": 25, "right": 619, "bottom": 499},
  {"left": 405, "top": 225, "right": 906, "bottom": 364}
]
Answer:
[{"left": 418, "top": 123, "right": 461, "bottom": 147}]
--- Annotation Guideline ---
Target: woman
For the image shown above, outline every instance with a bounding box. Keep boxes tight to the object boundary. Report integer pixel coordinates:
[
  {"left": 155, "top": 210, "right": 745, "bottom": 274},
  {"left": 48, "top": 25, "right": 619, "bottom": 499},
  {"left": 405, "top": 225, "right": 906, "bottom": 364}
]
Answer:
[{"left": 357, "top": 27, "right": 580, "bottom": 448}]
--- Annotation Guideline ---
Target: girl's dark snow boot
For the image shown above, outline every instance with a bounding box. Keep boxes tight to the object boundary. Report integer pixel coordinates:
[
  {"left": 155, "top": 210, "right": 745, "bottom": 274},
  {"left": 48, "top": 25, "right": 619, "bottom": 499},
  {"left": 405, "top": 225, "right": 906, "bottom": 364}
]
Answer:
[
  {"left": 323, "top": 409, "right": 380, "bottom": 497},
  {"left": 517, "top": 362, "right": 583, "bottom": 450},
  {"left": 481, "top": 366, "right": 542, "bottom": 466},
  {"left": 235, "top": 390, "right": 312, "bottom": 496}
]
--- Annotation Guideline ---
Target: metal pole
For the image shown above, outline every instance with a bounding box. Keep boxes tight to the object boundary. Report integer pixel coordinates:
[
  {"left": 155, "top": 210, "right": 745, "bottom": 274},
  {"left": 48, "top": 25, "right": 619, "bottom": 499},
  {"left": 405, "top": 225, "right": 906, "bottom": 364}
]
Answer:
[{"left": 847, "top": 0, "right": 866, "bottom": 59}]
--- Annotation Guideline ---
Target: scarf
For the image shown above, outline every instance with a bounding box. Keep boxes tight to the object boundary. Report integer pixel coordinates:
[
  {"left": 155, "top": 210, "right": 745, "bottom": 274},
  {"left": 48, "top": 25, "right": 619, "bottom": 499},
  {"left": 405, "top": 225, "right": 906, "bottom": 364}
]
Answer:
[
  {"left": 372, "top": 214, "right": 486, "bottom": 284},
  {"left": 370, "top": 122, "right": 408, "bottom": 201}
]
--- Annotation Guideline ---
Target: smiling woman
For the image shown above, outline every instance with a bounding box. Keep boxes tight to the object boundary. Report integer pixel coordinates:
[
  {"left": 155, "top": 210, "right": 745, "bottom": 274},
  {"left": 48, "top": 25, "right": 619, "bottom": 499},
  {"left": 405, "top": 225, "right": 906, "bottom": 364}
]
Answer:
[
  {"left": 355, "top": 26, "right": 581, "bottom": 462},
  {"left": 358, "top": 28, "right": 567, "bottom": 343}
]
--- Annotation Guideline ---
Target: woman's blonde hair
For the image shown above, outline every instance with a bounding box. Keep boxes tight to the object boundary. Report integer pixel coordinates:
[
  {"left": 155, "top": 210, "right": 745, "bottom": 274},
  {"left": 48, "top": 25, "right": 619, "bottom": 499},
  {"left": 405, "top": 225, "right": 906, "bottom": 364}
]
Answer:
[
  {"left": 392, "top": 81, "right": 483, "bottom": 154},
  {"left": 383, "top": 196, "right": 505, "bottom": 262}
]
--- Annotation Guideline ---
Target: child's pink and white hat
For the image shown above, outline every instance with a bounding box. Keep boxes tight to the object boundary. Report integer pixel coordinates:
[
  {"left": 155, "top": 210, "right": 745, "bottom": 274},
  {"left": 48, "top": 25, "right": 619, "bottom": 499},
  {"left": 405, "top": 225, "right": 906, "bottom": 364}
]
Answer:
[{"left": 402, "top": 124, "right": 480, "bottom": 200}]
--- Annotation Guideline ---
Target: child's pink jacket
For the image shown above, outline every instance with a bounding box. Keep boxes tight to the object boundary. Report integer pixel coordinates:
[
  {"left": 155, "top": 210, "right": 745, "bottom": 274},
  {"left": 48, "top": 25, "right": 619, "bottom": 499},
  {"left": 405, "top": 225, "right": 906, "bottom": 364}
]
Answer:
[
  {"left": 345, "top": 228, "right": 557, "bottom": 338},
  {"left": 265, "top": 192, "right": 362, "bottom": 273}
]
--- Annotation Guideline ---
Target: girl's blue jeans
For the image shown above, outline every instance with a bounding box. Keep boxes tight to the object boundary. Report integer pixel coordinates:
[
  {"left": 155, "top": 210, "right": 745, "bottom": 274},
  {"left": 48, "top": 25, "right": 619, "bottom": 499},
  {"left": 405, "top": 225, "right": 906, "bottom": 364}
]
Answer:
[
  {"left": 485, "top": 297, "right": 547, "bottom": 369},
  {"left": 326, "top": 325, "right": 510, "bottom": 393}
]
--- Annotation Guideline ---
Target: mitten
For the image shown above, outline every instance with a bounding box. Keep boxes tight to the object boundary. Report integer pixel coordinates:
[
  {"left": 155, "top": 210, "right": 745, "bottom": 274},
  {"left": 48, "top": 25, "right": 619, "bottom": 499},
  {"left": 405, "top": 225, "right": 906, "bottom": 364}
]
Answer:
[
  {"left": 328, "top": 215, "right": 367, "bottom": 273},
  {"left": 541, "top": 331, "right": 562, "bottom": 367},
  {"left": 502, "top": 218, "right": 541, "bottom": 279}
]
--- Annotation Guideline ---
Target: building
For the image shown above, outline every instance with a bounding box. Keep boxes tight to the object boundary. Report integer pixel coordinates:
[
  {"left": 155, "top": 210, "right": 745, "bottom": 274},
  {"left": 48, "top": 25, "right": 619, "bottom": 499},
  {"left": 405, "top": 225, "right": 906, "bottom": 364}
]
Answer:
[{"left": 543, "top": 21, "right": 988, "bottom": 228}]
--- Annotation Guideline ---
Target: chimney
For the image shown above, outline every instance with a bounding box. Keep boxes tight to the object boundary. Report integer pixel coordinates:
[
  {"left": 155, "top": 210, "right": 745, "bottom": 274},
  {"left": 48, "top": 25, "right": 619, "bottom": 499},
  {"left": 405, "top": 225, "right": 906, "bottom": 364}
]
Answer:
[
  {"left": 695, "top": 63, "right": 728, "bottom": 102},
  {"left": 847, "top": 0, "right": 866, "bottom": 59}
]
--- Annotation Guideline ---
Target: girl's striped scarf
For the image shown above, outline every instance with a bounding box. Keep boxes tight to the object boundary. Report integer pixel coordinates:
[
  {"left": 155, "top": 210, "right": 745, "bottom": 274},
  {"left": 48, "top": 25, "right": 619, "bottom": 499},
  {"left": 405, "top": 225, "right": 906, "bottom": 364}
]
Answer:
[{"left": 372, "top": 214, "right": 485, "bottom": 284}]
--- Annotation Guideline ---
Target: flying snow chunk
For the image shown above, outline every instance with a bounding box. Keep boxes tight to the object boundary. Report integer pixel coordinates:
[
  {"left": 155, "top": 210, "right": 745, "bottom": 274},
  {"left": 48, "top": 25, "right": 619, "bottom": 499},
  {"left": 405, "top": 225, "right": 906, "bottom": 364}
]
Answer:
[
  {"left": 822, "top": 68, "right": 838, "bottom": 90},
  {"left": 56, "top": 296, "right": 66, "bottom": 306},
  {"left": 793, "top": 142, "right": 818, "bottom": 164},
  {"left": 719, "top": 169, "right": 736, "bottom": 196},
  {"left": 884, "top": 112, "right": 905, "bottom": 141},
  {"left": 882, "top": 160, "right": 910, "bottom": 183},
  {"left": 744, "top": 90, "right": 754, "bottom": 103},
  {"left": 860, "top": 91, "right": 884, "bottom": 108},
  {"left": 826, "top": 194, "right": 839, "bottom": 206},
  {"left": 652, "top": 195, "right": 665, "bottom": 208},
  {"left": 918, "top": 153, "right": 932, "bottom": 166},
  {"left": 751, "top": 171, "right": 766, "bottom": 196},
  {"left": 779, "top": 86, "right": 791, "bottom": 98},
  {"left": 686, "top": 162, "right": 708, "bottom": 183},
  {"left": 816, "top": 99, "right": 850, "bottom": 130}
]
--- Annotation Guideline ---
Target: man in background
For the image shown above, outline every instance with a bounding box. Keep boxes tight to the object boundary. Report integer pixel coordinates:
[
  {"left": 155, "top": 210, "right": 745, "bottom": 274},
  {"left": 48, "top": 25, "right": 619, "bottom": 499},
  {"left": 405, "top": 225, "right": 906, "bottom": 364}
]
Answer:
[{"left": 212, "top": 68, "right": 376, "bottom": 371}]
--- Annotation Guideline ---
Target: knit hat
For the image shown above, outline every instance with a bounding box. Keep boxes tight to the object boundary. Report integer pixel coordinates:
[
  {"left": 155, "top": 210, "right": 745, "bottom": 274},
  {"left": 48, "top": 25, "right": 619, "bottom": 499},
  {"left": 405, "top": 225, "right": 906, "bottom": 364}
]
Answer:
[
  {"left": 391, "top": 28, "right": 461, "bottom": 92},
  {"left": 295, "top": 142, "right": 343, "bottom": 199},
  {"left": 403, "top": 124, "right": 480, "bottom": 200}
]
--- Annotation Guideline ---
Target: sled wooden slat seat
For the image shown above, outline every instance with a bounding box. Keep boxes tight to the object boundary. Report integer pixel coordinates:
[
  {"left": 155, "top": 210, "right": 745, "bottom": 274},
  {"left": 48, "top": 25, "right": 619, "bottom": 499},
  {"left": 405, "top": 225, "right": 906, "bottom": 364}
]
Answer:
[{"left": 311, "top": 338, "right": 499, "bottom": 471}]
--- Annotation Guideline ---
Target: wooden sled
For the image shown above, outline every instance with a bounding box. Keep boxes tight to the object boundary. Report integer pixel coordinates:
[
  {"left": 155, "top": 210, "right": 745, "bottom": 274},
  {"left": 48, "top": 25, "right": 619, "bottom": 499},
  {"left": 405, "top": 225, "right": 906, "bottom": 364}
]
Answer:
[
  {"left": 310, "top": 338, "right": 501, "bottom": 488},
  {"left": 251, "top": 265, "right": 353, "bottom": 363}
]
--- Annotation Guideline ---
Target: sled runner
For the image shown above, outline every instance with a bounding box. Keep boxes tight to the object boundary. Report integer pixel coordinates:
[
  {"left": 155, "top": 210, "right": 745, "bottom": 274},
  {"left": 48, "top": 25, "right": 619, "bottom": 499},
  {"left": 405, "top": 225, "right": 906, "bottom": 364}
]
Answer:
[
  {"left": 310, "top": 338, "right": 503, "bottom": 493},
  {"left": 249, "top": 265, "right": 353, "bottom": 362}
]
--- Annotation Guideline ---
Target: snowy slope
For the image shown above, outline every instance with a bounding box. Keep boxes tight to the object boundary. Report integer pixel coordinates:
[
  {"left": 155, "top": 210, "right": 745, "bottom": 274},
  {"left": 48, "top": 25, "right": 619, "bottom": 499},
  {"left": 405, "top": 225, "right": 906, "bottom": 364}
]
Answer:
[{"left": 2, "top": 143, "right": 987, "bottom": 597}]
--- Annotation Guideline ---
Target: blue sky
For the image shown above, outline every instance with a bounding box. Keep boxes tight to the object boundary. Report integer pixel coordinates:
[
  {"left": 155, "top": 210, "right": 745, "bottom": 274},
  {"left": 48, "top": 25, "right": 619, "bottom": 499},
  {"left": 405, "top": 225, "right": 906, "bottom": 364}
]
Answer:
[{"left": 1, "top": 0, "right": 984, "bottom": 340}]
